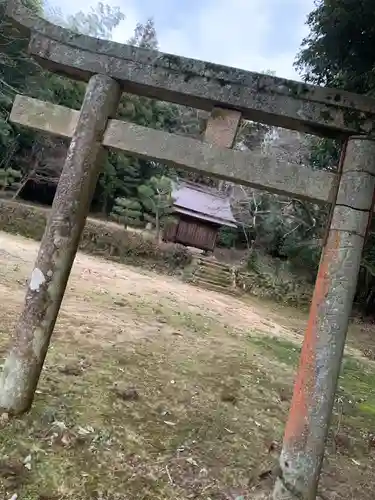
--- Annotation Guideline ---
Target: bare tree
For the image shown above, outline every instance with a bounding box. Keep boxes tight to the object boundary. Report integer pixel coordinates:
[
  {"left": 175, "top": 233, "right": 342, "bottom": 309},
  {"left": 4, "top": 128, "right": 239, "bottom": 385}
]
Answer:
[
  {"left": 231, "top": 183, "right": 318, "bottom": 255},
  {"left": 13, "top": 136, "right": 67, "bottom": 199}
]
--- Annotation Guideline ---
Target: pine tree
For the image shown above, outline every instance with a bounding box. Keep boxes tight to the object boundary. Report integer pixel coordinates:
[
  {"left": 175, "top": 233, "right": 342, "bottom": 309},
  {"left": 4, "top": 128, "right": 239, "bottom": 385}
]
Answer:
[
  {"left": 118, "top": 158, "right": 143, "bottom": 199},
  {"left": 111, "top": 198, "right": 143, "bottom": 228},
  {"left": 138, "top": 176, "right": 174, "bottom": 240},
  {"left": 96, "top": 153, "right": 143, "bottom": 215}
]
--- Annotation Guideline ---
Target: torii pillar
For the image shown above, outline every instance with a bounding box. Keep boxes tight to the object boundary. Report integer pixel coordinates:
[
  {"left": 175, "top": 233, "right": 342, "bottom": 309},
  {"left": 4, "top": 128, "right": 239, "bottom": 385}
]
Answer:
[{"left": 273, "top": 137, "right": 375, "bottom": 499}]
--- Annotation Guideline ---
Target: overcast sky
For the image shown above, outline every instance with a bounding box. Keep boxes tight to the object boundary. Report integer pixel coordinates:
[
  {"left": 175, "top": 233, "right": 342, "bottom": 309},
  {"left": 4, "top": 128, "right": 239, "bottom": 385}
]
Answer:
[{"left": 47, "top": 0, "right": 315, "bottom": 81}]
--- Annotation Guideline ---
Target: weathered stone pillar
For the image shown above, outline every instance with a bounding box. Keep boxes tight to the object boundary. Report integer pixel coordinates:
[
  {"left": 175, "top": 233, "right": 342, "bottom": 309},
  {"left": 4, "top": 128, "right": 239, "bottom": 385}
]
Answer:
[
  {"left": 273, "top": 137, "right": 375, "bottom": 500},
  {"left": 0, "top": 74, "right": 121, "bottom": 414},
  {"left": 203, "top": 107, "right": 241, "bottom": 195}
]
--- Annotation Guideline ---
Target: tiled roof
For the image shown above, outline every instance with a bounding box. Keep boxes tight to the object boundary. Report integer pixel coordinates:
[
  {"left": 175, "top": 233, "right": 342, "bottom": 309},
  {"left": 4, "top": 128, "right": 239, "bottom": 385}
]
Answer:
[{"left": 171, "top": 181, "right": 237, "bottom": 228}]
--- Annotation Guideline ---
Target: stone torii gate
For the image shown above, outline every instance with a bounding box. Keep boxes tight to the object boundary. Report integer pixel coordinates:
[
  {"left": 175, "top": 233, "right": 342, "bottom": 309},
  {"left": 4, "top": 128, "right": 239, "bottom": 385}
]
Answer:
[{"left": 3, "top": 1, "right": 375, "bottom": 499}]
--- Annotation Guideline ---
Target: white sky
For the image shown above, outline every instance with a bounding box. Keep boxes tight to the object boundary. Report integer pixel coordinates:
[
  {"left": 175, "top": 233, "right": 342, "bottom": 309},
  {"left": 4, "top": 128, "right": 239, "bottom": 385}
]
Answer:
[{"left": 48, "top": 0, "right": 315, "bottom": 80}]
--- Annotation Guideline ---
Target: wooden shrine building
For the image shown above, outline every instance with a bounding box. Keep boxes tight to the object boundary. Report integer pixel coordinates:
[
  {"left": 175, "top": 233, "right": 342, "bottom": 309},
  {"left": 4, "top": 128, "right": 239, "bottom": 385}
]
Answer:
[{"left": 163, "top": 181, "right": 237, "bottom": 252}]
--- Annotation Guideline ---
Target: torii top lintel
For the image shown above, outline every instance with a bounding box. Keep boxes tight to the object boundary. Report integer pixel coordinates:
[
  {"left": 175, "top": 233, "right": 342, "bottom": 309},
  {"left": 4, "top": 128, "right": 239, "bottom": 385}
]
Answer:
[{"left": 7, "top": 0, "right": 375, "bottom": 138}]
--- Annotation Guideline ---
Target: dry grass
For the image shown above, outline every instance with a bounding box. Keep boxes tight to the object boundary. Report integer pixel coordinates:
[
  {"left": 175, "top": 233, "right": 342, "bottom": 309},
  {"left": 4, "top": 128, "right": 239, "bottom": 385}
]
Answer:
[{"left": 0, "top": 232, "right": 374, "bottom": 499}]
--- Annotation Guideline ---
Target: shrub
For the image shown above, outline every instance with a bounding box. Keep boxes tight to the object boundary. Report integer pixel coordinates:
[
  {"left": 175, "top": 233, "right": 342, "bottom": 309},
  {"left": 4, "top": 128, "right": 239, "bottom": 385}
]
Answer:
[
  {"left": 236, "top": 268, "right": 313, "bottom": 308},
  {"left": 0, "top": 200, "right": 192, "bottom": 273}
]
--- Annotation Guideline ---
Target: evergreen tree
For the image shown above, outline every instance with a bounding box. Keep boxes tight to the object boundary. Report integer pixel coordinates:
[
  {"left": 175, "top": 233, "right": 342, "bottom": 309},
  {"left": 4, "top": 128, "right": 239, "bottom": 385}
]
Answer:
[
  {"left": 138, "top": 176, "right": 174, "bottom": 240},
  {"left": 111, "top": 198, "right": 143, "bottom": 228},
  {"left": 296, "top": 0, "right": 375, "bottom": 94},
  {"left": 96, "top": 152, "right": 142, "bottom": 215},
  {"left": 295, "top": 0, "right": 375, "bottom": 311},
  {"left": 0, "top": 0, "right": 44, "bottom": 170}
]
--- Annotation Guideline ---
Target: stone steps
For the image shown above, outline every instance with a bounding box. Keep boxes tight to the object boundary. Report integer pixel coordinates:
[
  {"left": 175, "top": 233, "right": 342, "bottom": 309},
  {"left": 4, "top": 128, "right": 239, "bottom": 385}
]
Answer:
[
  {"left": 187, "top": 257, "right": 237, "bottom": 296},
  {"left": 194, "top": 267, "right": 232, "bottom": 282},
  {"left": 192, "top": 280, "right": 239, "bottom": 296},
  {"left": 191, "top": 273, "right": 231, "bottom": 288},
  {"left": 195, "top": 257, "right": 232, "bottom": 270}
]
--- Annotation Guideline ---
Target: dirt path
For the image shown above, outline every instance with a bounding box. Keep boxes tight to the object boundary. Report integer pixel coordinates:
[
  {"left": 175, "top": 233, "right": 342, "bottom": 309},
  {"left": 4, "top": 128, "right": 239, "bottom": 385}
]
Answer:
[
  {"left": 2, "top": 231, "right": 371, "bottom": 360},
  {"left": 0, "top": 231, "right": 298, "bottom": 342}
]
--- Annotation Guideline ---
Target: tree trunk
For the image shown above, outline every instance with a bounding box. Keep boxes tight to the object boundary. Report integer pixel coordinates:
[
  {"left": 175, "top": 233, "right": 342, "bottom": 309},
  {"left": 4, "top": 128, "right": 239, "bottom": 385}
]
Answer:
[
  {"left": 13, "top": 148, "right": 42, "bottom": 200},
  {"left": 101, "top": 195, "right": 108, "bottom": 216},
  {"left": 12, "top": 168, "right": 35, "bottom": 200},
  {"left": 155, "top": 210, "right": 160, "bottom": 242}
]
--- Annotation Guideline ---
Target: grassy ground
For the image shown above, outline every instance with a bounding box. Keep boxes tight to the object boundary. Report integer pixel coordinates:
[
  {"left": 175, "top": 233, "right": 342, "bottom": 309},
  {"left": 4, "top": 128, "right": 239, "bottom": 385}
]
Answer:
[{"left": 0, "top": 232, "right": 374, "bottom": 499}]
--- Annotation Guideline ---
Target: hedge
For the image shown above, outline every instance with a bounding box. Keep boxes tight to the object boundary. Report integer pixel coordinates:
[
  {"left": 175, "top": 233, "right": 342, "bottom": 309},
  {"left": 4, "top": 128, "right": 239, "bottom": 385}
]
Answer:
[
  {"left": 236, "top": 269, "right": 313, "bottom": 308},
  {"left": 0, "top": 200, "right": 192, "bottom": 273}
]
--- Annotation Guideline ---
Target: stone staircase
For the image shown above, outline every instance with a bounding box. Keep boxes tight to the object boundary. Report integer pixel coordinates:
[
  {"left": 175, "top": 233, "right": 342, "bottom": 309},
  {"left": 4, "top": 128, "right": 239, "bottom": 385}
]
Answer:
[{"left": 187, "top": 257, "right": 238, "bottom": 295}]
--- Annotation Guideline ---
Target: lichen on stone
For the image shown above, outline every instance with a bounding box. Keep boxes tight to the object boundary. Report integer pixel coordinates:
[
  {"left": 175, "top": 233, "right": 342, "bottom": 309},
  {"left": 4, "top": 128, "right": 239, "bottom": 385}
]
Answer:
[{"left": 29, "top": 267, "right": 46, "bottom": 292}]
